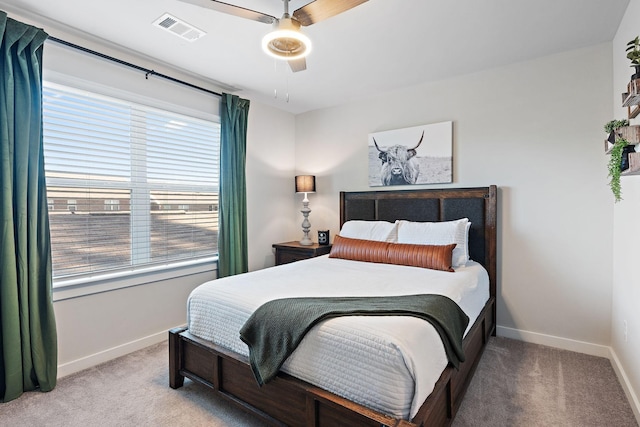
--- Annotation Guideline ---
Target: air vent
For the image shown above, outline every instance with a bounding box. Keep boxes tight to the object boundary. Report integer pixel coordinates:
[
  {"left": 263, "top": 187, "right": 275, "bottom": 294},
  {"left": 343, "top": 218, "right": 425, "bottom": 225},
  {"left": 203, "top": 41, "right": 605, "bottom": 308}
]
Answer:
[{"left": 153, "top": 13, "right": 206, "bottom": 42}]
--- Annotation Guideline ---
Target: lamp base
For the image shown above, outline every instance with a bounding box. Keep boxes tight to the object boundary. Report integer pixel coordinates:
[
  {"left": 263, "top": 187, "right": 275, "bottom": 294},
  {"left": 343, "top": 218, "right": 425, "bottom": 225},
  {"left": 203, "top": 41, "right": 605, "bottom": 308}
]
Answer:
[
  {"left": 299, "top": 196, "right": 312, "bottom": 246},
  {"left": 299, "top": 236, "right": 313, "bottom": 246}
]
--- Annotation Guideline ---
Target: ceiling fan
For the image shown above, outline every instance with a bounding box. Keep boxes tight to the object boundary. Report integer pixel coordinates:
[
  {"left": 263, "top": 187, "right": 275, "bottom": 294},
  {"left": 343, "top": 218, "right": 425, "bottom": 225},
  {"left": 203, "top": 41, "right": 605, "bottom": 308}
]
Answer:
[{"left": 180, "top": 0, "right": 369, "bottom": 72}]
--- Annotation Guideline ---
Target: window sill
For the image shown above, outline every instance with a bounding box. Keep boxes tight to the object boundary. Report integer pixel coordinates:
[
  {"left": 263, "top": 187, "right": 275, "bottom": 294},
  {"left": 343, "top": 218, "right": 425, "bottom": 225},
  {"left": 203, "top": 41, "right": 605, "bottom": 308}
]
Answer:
[{"left": 52, "top": 257, "right": 217, "bottom": 302}]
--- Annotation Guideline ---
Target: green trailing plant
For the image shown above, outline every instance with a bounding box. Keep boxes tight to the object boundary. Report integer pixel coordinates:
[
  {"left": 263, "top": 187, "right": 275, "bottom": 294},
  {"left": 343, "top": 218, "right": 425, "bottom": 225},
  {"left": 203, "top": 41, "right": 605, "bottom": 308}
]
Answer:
[
  {"left": 604, "top": 119, "right": 629, "bottom": 134},
  {"left": 627, "top": 36, "right": 640, "bottom": 66},
  {"left": 608, "top": 137, "right": 629, "bottom": 202},
  {"left": 605, "top": 119, "right": 634, "bottom": 201}
]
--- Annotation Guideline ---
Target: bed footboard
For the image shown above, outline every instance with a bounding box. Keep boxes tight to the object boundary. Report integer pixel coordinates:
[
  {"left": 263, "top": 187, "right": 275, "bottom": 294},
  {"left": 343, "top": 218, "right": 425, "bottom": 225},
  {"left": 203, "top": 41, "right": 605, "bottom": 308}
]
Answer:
[
  {"left": 169, "top": 329, "right": 406, "bottom": 426},
  {"left": 169, "top": 326, "right": 186, "bottom": 389}
]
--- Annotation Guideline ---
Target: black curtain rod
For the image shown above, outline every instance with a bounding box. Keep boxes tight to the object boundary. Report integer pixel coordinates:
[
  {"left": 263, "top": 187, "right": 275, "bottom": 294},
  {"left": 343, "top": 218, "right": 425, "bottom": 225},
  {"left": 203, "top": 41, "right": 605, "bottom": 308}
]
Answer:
[{"left": 48, "top": 36, "right": 223, "bottom": 98}]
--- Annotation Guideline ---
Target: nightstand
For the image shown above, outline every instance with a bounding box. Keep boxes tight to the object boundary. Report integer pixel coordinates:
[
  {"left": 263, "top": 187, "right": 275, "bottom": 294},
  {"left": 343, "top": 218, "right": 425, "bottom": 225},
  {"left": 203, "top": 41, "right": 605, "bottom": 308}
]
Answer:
[{"left": 272, "top": 241, "right": 332, "bottom": 265}]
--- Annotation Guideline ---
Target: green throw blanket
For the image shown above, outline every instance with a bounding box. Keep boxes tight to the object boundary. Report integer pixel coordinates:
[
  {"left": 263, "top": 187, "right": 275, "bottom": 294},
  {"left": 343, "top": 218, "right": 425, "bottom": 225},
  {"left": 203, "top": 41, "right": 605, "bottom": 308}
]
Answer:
[{"left": 239, "top": 294, "right": 469, "bottom": 386}]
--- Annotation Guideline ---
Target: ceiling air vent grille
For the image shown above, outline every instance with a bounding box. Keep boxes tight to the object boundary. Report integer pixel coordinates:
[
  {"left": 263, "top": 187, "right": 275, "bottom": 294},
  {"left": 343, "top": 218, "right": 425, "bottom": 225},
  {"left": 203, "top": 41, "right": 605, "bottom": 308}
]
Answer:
[{"left": 153, "top": 13, "right": 205, "bottom": 42}]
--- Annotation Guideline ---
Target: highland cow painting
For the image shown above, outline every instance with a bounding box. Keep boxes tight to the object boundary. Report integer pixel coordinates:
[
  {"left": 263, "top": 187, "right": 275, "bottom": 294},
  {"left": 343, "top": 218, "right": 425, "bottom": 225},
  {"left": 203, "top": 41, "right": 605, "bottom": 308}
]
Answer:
[{"left": 368, "top": 122, "right": 452, "bottom": 186}]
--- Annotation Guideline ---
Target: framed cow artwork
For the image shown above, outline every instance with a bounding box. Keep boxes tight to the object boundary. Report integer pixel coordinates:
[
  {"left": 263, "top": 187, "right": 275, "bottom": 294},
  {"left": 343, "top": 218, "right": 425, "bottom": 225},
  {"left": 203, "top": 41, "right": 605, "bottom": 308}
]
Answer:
[{"left": 368, "top": 121, "right": 453, "bottom": 187}]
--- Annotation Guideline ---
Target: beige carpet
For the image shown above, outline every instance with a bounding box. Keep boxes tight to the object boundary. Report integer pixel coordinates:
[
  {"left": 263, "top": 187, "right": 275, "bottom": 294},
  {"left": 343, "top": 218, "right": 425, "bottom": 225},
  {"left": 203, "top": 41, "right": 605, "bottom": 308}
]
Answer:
[
  {"left": 0, "top": 342, "right": 264, "bottom": 427},
  {"left": 453, "top": 337, "right": 637, "bottom": 427},
  {"left": 0, "top": 337, "right": 637, "bottom": 426}
]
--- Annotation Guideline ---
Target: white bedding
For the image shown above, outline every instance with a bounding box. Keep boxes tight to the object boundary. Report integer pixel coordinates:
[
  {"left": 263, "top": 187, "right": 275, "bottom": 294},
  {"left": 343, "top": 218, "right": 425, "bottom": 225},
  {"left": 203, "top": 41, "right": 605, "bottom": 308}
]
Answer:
[{"left": 187, "top": 255, "right": 489, "bottom": 419}]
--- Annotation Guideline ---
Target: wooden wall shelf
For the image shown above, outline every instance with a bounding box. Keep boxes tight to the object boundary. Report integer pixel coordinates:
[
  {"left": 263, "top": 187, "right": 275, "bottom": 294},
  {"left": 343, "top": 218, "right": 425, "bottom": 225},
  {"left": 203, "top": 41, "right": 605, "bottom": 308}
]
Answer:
[
  {"left": 609, "top": 78, "right": 640, "bottom": 177},
  {"left": 604, "top": 126, "right": 640, "bottom": 153},
  {"left": 623, "top": 78, "right": 640, "bottom": 106},
  {"left": 621, "top": 152, "right": 640, "bottom": 176},
  {"left": 622, "top": 78, "right": 640, "bottom": 119},
  {"left": 622, "top": 93, "right": 640, "bottom": 108},
  {"left": 616, "top": 125, "right": 640, "bottom": 143}
]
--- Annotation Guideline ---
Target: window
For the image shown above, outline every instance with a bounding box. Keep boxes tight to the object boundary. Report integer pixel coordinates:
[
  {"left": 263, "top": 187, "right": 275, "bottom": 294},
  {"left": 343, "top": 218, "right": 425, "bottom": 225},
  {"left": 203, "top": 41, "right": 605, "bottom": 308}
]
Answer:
[
  {"left": 104, "top": 199, "right": 120, "bottom": 211},
  {"left": 43, "top": 82, "right": 220, "bottom": 281}
]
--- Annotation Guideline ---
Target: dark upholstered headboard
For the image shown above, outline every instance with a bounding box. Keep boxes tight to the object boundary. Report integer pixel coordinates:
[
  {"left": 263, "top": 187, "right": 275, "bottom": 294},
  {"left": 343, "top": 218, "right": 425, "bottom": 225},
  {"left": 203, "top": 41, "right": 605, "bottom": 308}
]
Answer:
[{"left": 340, "top": 186, "right": 497, "bottom": 301}]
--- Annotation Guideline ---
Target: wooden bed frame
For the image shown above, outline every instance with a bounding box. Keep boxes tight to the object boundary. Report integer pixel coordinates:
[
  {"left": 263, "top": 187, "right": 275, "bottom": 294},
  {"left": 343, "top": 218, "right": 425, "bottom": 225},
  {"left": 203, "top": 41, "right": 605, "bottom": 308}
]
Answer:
[{"left": 169, "top": 185, "right": 497, "bottom": 427}]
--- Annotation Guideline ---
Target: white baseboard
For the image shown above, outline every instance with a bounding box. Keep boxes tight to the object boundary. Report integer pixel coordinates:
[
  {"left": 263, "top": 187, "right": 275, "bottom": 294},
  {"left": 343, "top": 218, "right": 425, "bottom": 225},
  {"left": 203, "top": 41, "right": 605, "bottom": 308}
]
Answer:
[
  {"left": 56, "top": 327, "right": 182, "bottom": 378},
  {"left": 497, "top": 325, "right": 640, "bottom": 425},
  {"left": 496, "top": 325, "right": 610, "bottom": 357},
  {"left": 609, "top": 348, "right": 640, "bottom": 424}
]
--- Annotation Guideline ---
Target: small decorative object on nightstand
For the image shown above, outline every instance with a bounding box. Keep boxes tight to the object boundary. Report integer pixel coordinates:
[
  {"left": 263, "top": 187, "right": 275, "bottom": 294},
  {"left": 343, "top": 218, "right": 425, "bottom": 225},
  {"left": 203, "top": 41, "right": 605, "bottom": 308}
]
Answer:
[
  {"left": 317, "top": 230, "right": 330, "bottom": 245},
  {"left": 272, "top": 241, "right": 332, "bottom": 265}
]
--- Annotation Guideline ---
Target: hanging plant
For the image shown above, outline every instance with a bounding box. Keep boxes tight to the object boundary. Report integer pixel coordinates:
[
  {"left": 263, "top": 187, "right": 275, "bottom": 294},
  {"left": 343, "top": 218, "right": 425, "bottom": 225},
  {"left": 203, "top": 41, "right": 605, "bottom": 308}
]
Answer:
[
  {"left": 608, "top": 137, "right": 629, "bottom": 202},
  {"left": 604, "top": 119, "right": 629, "bottom": 134}
]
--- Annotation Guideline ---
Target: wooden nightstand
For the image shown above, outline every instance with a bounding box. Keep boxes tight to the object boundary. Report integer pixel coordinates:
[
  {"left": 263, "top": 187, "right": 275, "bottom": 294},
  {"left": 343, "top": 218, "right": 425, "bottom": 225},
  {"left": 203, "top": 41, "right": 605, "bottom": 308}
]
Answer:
[{"left": 272, "top": 241, "right": 332, "bottom": 266}]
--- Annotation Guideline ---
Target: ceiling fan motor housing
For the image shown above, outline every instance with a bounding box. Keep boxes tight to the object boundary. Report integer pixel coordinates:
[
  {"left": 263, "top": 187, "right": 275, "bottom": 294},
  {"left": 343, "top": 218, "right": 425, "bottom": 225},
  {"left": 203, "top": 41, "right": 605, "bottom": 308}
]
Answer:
[{"left": 262, "top": 15, "right": 311, "bottom": 60}]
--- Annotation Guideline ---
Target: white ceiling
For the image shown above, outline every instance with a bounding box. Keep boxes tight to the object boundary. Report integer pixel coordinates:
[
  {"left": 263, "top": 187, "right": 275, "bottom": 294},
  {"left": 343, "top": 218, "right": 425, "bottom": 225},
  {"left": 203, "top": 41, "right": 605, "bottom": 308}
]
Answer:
[{"left": 0, "top": 0, "right": 631, "bottom": 114}]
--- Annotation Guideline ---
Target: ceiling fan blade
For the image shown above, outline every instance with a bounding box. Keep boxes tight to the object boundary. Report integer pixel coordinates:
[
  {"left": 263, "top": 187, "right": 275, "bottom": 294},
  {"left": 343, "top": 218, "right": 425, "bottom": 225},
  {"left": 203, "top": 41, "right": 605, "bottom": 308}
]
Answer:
[
  {"left": 288, "top": 58, "right": 307, "bottom": 73},
  {"left": 293, "top": 0, "right": 368, "bottom": 27},
  {"left": 179, "top": 0, "right": 276, "bottom": 24}
]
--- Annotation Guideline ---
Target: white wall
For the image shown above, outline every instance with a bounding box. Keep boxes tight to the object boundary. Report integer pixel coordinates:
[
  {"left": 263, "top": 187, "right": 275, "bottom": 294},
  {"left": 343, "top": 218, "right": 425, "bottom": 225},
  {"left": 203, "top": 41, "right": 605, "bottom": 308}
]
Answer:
[
  {"left": 296, "top": 44, "right": 614, "bottom": 352},
  {"left": 246, "top": 102, "right": 298, "bottom": 271},
  {"left": 612, "top": 0, "right": 640, "bottom": 418},
  {"left": 54, "top": 270, "right": 214, "bottom": 377}
]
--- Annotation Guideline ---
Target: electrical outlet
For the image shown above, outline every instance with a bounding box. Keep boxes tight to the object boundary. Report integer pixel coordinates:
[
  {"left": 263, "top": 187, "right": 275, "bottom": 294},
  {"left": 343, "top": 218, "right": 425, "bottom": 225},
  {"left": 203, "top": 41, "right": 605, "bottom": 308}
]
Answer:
[{"left": 624, "top": 320, "right": 628, "bottom": 343}]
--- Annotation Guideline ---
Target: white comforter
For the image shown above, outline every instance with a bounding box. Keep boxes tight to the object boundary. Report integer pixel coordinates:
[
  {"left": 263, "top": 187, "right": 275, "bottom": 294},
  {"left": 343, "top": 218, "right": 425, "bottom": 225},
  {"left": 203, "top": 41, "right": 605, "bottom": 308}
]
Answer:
[{"left": 187, "top": 255, "right": 489, "bottom": 419}]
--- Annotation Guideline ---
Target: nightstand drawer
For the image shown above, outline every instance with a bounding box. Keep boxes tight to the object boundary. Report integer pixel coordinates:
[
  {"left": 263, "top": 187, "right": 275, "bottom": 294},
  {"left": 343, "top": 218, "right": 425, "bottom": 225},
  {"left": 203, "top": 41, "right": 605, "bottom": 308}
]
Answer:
[
  {"left": 272, "top": 241, "right": 332, "bottom": 266},
  {"left": 276, "top": 249, "right": 312, "bottom": 265}
]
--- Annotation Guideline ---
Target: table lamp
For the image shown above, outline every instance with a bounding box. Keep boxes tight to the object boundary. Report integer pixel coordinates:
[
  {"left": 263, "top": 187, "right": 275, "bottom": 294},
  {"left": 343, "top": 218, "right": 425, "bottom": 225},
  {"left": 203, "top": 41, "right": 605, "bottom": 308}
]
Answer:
[{"left": 295, "top": 175, "right": 316, "bottom": 246}]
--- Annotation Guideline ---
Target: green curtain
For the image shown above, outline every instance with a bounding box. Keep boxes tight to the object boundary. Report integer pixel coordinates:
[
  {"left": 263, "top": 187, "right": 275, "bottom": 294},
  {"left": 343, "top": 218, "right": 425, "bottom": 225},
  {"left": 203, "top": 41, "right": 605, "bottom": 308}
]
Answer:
[
  {"left": 0, "top": 12, "right": 57, "bottom": 402},
  {"left": 218, "top": 93, "right": 250, "bottom": 277}
]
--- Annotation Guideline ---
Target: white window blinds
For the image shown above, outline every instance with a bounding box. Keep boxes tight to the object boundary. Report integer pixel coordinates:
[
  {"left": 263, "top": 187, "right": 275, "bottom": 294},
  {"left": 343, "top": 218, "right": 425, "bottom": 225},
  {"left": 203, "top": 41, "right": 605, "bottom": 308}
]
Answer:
[{"left": 43, "top": 82, "right": 220, "bottom": 281}]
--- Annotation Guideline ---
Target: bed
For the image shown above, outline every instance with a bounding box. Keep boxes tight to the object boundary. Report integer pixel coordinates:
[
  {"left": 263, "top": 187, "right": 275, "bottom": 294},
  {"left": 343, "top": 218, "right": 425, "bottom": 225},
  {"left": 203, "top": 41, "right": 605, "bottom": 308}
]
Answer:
[{"left": 169, "top": 185, "right": 497, "bottom": 426}]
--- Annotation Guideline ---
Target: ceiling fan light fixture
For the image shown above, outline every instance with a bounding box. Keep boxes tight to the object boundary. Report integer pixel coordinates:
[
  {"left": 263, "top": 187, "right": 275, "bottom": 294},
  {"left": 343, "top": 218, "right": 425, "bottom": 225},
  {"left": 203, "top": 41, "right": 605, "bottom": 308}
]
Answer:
[{"left": 261, "top": 17, "right": 312, "bottom": 61}]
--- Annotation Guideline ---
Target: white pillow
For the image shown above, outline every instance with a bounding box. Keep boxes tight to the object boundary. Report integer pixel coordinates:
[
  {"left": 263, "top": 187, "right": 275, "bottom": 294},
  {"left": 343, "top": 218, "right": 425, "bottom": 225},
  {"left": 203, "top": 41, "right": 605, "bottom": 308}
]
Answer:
[
  {"left": 339, "top": 220, "right": 397, "bottom": 242},
  {"left": 396, "top": 218, "right": 470, "bottom": 267}
]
